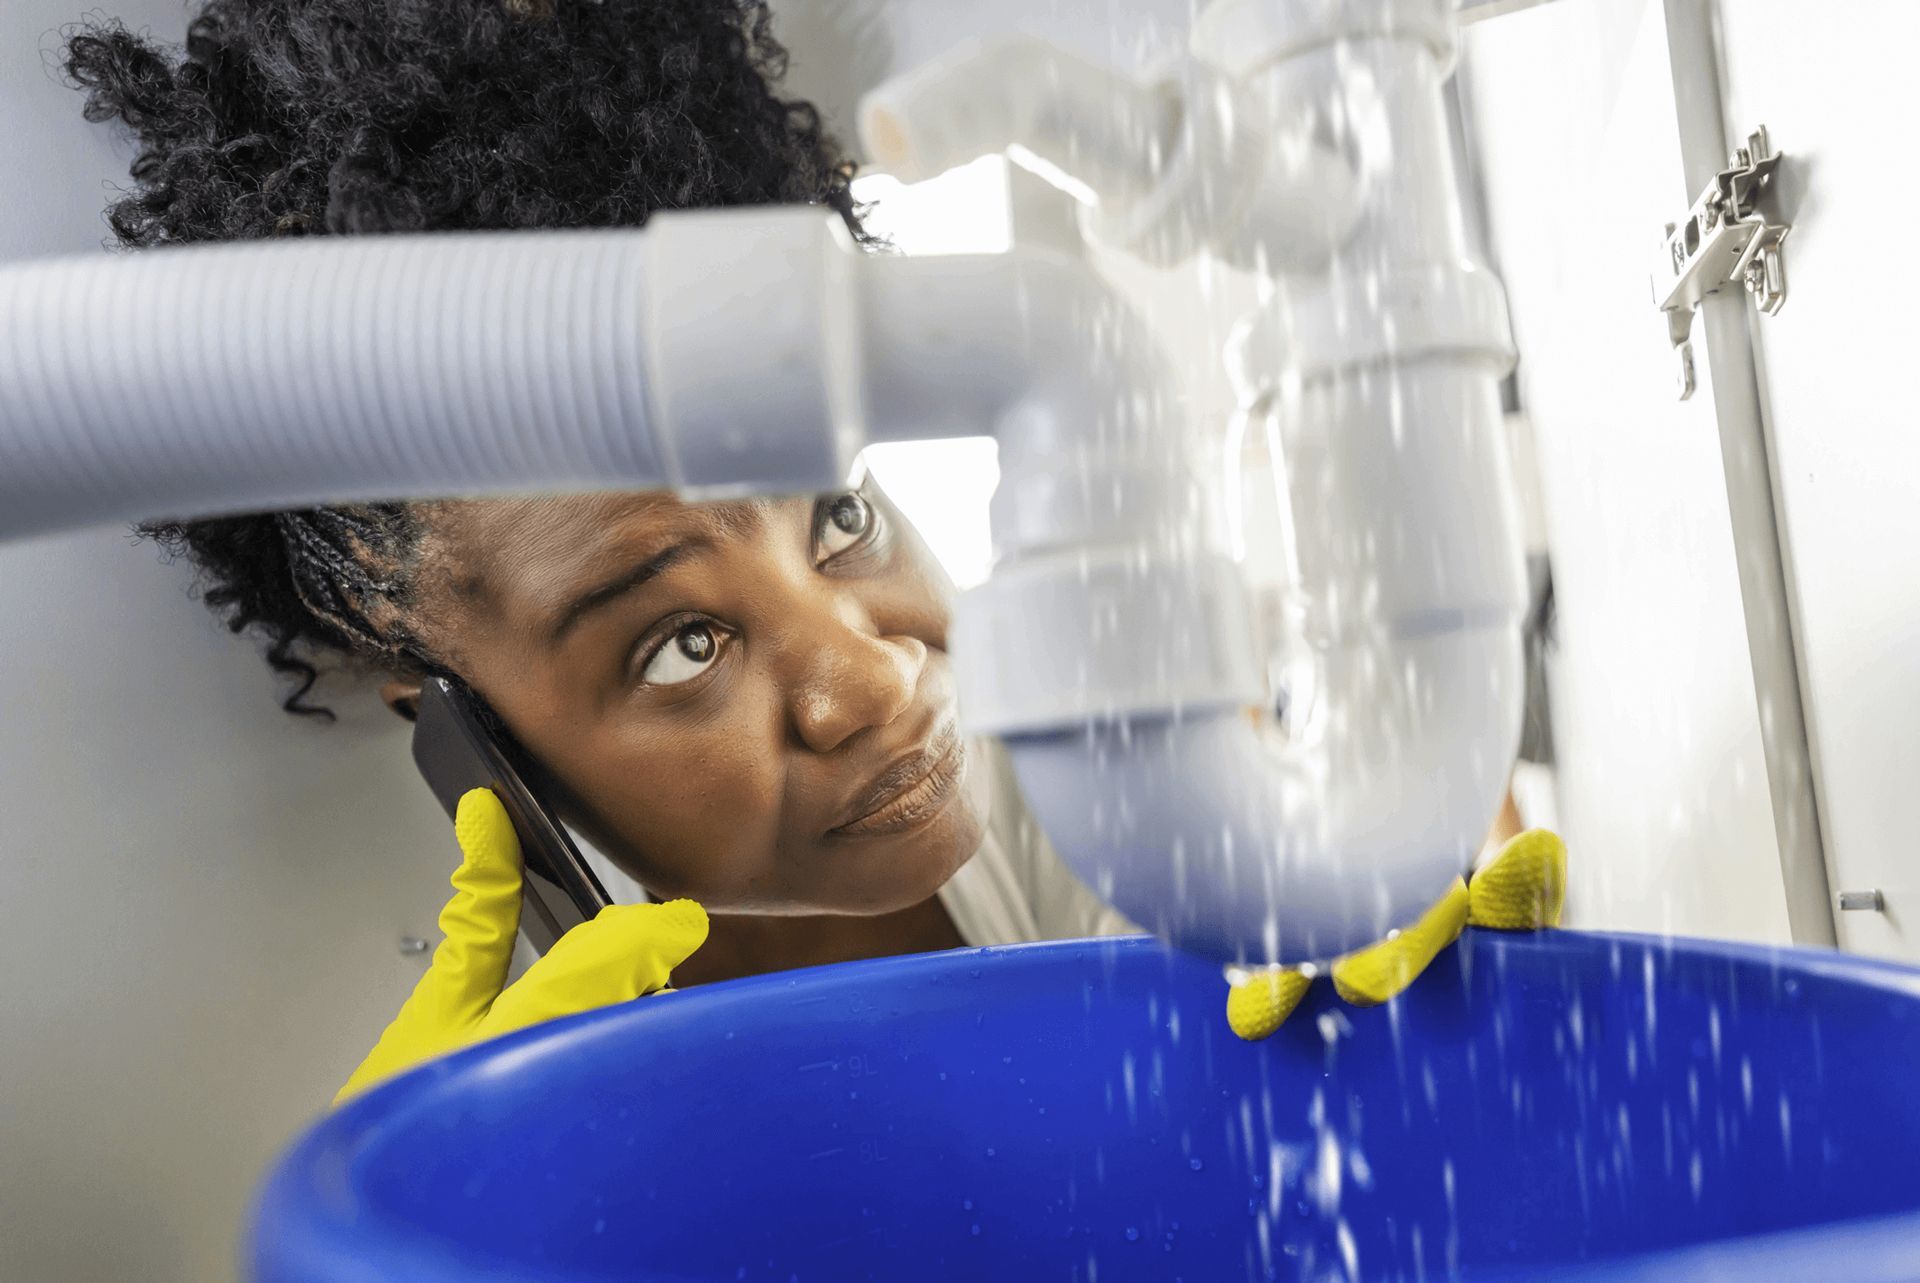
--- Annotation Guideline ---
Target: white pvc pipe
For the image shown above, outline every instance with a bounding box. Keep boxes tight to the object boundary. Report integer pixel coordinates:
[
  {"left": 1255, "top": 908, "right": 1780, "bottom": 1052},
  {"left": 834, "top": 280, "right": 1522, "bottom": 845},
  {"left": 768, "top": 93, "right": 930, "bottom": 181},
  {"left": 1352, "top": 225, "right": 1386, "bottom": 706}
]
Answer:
[
  {"left": 856, "top": 249, "right": 1198, "bottom": 551},
  {"left": 847, "top": 236, "right": 1525, "bottom": 966},
  {"left": 853, "top": 243, "right": 1269, "bottom": 737},
  {"left": 0, "top": 213, "right": 873, "bottom": 542},
  {"left": 1009, "top": 625, "right": 1521, "bottom": 964},
  {"left": 1239, "top": 36, "right": 1466, "bottom": 273},
  {"left": 850, "top": 0, "right": 1529, "bottom": 966},
  {"left": 999, "top": 361, "right": 1526, "bottom": 965},
  {"left": 858, "top": 35, "right": 1181, "bottom": 203},
  {"left": 856, "top": 34, "right": 1365, "bottom": 272},
  {"left": 0, "top": 209, "right": 1191, "bottom": 555}
]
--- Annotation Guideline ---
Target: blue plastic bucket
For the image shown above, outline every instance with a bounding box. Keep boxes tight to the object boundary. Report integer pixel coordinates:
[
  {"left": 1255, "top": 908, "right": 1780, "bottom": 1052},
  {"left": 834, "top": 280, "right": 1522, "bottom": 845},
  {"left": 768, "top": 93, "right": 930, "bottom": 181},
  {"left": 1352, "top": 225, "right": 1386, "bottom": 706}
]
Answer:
[{"left": 253, "top": 933, "right": 1920, "bottom": 1282}]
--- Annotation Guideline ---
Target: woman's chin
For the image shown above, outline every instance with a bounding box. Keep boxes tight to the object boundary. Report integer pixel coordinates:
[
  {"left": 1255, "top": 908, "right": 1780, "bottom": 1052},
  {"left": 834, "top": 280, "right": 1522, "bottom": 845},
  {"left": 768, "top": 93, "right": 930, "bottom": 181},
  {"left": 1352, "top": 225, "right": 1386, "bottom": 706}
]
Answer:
[
  {"left": 843, "top": 814, "right": 983, "bottom": 915},
  {"left": 816, "top": 759, "right": 988, "bottom": 915}
]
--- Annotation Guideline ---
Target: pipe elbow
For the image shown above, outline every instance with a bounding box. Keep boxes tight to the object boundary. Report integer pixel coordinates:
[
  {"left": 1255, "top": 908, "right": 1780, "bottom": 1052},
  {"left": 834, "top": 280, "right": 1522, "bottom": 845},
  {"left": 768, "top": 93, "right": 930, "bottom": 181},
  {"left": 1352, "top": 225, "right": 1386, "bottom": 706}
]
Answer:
[
  {"left": 1005, "top": 620, "right": 1523, "bottom": 966},
  {"left": 865, "top": 247, "right": 1270, "bottom": 740},
  {"left": 857, "top": 244, "right": 1170, "bottom": 445},
  {"left": 857, "top": 35, "right": 1178, "bottom": 202}
]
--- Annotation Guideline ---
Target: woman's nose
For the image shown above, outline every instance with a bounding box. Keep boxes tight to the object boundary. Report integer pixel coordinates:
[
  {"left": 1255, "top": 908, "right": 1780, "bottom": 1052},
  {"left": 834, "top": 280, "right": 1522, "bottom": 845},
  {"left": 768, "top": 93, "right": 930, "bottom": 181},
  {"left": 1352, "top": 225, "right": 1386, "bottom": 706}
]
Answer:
[{"left": 788, "top": 621, "right": 927, "bottom": 754}]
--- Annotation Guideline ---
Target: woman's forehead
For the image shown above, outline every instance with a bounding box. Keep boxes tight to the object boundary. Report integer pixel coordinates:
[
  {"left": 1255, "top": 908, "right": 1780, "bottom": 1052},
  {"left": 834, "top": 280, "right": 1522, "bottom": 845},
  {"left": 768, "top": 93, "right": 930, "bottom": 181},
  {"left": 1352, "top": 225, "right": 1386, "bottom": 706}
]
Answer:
[{"left": 421, "top": 491, "right": 780, "bottom": 610}]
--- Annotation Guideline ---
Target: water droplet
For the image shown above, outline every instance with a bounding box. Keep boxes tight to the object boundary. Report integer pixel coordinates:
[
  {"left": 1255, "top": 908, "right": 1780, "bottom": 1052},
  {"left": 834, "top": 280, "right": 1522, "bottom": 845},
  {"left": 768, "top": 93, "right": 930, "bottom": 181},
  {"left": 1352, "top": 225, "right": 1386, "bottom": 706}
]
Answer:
[
  {"left": 1125, "top": 1226, "right": 1140, "bottom": 1242},
  {"left": 970, "top": 1223, "right": 981, "bottom": 1237},
  {"left": 1190, "top": 1157, "right": 1204, "bottom": 1171},
  {"left": 963, "top": 1199, "right": 974, "bottom": 1212}
]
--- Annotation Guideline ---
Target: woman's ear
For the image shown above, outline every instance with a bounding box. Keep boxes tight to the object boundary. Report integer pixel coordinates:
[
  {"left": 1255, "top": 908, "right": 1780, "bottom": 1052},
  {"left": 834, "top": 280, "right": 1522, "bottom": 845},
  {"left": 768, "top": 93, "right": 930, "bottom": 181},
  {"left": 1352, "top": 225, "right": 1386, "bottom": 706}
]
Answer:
[{"left": 379, "top": 679, "right": 423, "bottom": 723}]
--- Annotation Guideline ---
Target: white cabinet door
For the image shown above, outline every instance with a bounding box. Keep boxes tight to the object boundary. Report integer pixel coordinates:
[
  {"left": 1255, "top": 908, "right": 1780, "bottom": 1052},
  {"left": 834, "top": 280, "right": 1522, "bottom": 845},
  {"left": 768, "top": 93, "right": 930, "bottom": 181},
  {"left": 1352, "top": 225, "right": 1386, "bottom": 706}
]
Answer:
[
  {"left": 1460, "top": 0, "right": 1795, "bottom": 942},
  {"left": 1714, "top": 1, "right": 1920, "bottom": 959}
]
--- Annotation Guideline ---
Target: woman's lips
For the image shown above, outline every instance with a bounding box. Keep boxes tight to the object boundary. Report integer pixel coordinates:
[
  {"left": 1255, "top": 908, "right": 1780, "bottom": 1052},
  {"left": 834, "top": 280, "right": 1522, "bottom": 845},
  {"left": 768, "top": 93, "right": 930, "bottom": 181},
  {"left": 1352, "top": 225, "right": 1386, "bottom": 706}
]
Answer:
[{"left": 831, "top": 726, "right": 966, "bottom": 839}]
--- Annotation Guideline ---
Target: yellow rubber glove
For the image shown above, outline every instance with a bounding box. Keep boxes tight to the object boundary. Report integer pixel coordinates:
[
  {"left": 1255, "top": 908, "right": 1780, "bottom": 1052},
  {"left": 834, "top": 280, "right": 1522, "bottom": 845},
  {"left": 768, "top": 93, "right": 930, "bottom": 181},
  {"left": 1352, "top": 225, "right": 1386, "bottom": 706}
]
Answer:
[
  {"left": 335, "top": 789, "right": 708, "bottom": 1105},
  {"left": 1227, "top": 828, "right": 1567, "bottom": 1041}
]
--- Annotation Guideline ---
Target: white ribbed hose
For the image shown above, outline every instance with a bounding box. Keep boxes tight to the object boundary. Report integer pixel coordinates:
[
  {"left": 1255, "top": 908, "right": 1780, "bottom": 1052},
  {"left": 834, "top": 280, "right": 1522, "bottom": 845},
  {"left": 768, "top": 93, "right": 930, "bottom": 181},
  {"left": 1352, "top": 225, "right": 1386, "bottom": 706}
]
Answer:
[
  {"left": 1, "top": 232, "right": 659, "bottom": 539},
  {"left": 0, "top": 214, "right": 878, "bottom": 541}
]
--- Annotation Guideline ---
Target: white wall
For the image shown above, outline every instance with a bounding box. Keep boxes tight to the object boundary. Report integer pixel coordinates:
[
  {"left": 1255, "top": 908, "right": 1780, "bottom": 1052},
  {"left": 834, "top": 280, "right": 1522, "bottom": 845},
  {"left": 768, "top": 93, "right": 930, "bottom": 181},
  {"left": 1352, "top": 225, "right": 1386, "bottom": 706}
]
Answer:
[{"left": 0, "top": 4, "right": 455, "bottom": 1279}]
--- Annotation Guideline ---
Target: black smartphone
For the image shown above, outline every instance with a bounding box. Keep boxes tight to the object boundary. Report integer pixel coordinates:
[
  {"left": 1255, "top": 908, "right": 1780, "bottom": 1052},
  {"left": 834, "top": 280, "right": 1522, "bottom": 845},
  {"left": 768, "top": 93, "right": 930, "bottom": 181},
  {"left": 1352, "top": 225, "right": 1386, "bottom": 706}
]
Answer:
[{"left": 410, "top": 676, "right": 612, "bottom": 953}]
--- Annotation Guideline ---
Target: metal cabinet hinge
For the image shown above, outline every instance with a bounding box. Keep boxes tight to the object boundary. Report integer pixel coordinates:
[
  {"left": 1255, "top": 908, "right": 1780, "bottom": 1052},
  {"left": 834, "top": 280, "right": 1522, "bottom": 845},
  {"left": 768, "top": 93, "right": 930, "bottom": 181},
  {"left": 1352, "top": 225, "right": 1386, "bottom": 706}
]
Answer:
[{"left": 1653, "top": 126, "right": 1791, "bottom": 400}]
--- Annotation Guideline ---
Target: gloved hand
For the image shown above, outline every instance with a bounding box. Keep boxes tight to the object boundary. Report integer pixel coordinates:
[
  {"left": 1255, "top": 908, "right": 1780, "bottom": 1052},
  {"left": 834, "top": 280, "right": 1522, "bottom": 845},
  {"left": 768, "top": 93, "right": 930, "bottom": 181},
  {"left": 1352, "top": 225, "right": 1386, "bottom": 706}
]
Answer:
[
  {"left": 335, "top": 788, "right": 708, "bottom": 1104},
  {"left": 1226, "top": 828, "right": 1567, "bottom": 1041}
]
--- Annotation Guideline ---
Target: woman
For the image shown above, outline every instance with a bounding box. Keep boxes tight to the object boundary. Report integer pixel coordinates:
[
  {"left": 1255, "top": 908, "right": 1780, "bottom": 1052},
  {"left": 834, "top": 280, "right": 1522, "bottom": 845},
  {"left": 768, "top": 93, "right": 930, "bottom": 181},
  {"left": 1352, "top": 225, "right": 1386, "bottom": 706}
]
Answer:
[{"left": 66, "top": 0, "right": 1133, "bottom": 997}]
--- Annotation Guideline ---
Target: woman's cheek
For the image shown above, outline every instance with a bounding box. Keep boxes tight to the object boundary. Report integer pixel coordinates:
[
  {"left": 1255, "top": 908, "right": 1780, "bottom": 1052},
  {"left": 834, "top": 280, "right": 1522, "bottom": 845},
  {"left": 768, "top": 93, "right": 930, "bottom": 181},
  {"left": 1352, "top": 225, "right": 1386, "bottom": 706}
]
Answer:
[{"left": 611, "top": 725, "right": 788, "bottom": 898}]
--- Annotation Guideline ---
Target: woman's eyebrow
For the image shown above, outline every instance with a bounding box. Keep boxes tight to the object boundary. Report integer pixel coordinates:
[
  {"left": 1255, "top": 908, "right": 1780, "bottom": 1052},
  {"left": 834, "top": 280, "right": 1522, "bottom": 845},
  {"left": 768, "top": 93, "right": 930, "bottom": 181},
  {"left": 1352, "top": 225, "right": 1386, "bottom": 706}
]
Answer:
[{"left": 546, "top": 537, "right": 710, "bottom": 645}]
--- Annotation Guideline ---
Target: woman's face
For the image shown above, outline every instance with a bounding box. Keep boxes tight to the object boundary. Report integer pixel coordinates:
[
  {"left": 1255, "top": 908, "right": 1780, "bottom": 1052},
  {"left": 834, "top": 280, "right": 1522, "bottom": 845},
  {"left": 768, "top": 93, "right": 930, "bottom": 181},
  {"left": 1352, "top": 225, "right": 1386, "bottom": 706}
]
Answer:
[{"left": 409, "top": 480, "right": 985, "bottom": 916}]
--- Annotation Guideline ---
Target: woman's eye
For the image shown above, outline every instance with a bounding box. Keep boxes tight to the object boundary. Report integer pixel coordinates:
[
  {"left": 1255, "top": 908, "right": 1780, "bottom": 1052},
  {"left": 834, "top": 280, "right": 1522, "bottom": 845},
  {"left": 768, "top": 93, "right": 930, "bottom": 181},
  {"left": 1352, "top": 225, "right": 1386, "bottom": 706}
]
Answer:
[
  {"left": 640, "top": 622, "right": 722, "bottom": 686},
  {"left": 814, "top": 492, "right": 874, "bottom": 561}
]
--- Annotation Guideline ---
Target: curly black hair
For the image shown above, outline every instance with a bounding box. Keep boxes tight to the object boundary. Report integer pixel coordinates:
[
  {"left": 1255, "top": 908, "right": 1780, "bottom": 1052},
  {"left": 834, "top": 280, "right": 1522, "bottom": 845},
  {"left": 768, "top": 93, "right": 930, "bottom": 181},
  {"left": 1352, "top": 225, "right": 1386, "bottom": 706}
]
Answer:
[{"left": 65, "top": 0, "right": 865, "bottom": 716}]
